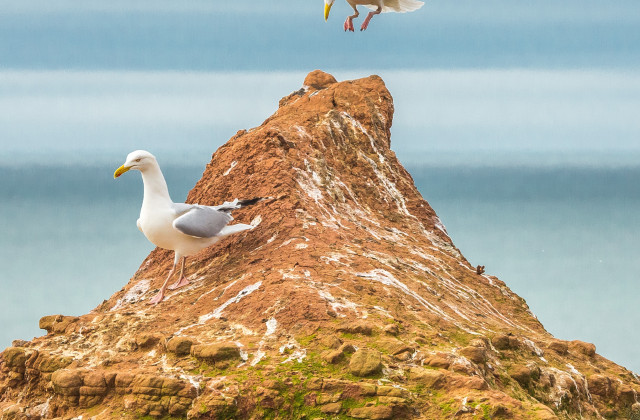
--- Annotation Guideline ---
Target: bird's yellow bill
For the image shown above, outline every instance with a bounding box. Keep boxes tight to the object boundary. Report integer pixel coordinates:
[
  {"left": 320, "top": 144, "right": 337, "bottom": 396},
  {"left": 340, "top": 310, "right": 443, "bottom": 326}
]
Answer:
[
  {"left": 114, "top": 165, "right": 131, "bottom": 178},
  {"left": 324, "top": 3, "right": 332, "bottom": 21}
]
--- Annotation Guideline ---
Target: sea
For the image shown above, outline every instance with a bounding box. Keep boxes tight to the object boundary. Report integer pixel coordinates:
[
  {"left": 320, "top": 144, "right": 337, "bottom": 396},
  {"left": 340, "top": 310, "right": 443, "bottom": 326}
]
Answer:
[{"left": 1, "top": 159, "right": 638, "bottom": 374}]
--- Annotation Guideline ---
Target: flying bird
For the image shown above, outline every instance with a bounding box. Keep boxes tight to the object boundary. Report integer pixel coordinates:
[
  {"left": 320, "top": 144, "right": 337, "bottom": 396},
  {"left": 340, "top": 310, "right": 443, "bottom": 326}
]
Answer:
[
  {"left": 324, "top": 0, "right": 424, "bottom": 32},
  {"left": 114, "top": 150, "right": 264, "bottom": 304}
]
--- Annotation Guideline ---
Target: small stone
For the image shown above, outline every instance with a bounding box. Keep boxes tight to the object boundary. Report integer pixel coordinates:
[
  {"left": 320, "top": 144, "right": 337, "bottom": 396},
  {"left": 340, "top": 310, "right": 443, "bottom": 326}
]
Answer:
[
  {"left": 349, "top": 349, "right": 383, "bottom": 377},
  {"left": 408, "top": 367, "right": 445, "bottom": 389},
  {"left": 569, "top": 340, "right": 596, "bottom": 357},
  {"left": 349, "top": 405, "right": 393, "bottom": 420},
  {"left": 547, "top": 340, "right": 568, "bottom": 355},
  {"left": 460, "top": 346, "right": 486, "bottom": 364},
  {"left": 447, "top": 374, "right": 488, "bottom": 391},
  {"left": 115, "top": 372, "right": 136, "bottom": 391},
  {"left": 2, "top": 347, "right": 27, "bottom": 368},
  {"left": 83, "top": 372, "right": 106, "bottom": 388},
  {"left": 167, "top": 337, "right": 194, "bottom": 356},
  {"left": 509, "top": 365, "right": 532, "bottom": 387},
  {"left": 191, "top": 342, "right": 241, "bottom": 365},
  {"left": 323, "top": 343, "right": 356, "bottom": 364},
  {"left": 376, "top": 338, "right": 412, "bottom": 356},
  {"left": 303, "top": 70, "right": 338, "bottom": 90},
  {"left": 377, "top": 396, "right": 407, "bottom": 407},
  {"left": 35, "top": 352, "right": 73, "bottom": 373},
  {"left": 383, "top": 324, "right": 399, "bottom": 336},
  {"left": 319, "top": 335, "right": 342, "bottom": 349},
  {"left": 376, "top": 386, "right": 407, "bottom": 398},
  {"left": 320, "top": 402, "right": 342, "bottom": 414},
  {"left": 51, "top": 369, "right": 83, "bottom": 396},
  {"left": 425, "top": 354, "right": 451, "bottom": 369},
  {"left": 587, "top": 374, "right": 610, "bottom": 396},
  {"left": 136, "top": 333, "right": 164, "bottom": 349},
  {"left": 616, "top": 385, "right": 637, "bottom": 404},
  {"left": 492, "top": 334, "right": 520, "bottom": 350}
]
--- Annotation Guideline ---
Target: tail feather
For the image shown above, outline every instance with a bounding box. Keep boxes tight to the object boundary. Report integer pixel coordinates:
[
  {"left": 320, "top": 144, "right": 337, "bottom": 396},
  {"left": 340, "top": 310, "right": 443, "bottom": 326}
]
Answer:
[{"left": 212, "top": 197, "right": 270, "bottom": 213}]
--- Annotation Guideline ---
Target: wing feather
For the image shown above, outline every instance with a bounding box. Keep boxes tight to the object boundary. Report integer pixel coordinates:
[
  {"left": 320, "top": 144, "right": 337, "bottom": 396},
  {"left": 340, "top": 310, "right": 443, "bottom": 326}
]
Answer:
[{"left": 172, "top": 205, "right": 233, "bottom": 238}]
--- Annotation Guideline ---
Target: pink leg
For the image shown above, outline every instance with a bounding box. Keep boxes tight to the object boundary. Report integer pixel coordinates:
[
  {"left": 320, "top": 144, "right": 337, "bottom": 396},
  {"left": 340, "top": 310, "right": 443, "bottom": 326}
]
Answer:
[
  {"left": 168, "top": 257, "right": 190, "bottom": 290},
  {"left": 344, "top": 7, "right": 359, "bottom": 32},
  {"left": 343, "top": 17, "right": 352, "bottom": 31},
  {"left": 149, "top": 253, "right": 180, "bottom": 304},
  {"left": 360, "top": 7, "right": 381, "bottom": 31}
]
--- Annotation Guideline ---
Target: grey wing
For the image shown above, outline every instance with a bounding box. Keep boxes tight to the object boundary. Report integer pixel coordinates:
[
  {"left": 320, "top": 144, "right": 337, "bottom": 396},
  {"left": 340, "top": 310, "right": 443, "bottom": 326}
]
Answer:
[{"left": 172, "top": 204, "right": 233, "bottom": 238}]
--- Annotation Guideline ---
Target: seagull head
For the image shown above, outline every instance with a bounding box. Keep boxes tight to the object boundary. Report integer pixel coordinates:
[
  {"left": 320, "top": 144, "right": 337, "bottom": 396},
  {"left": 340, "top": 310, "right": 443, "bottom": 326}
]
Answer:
[
  {"left": 324, "top": 0, "right": 335, "bottom": 21},
  {"left": 114, "top": 150, "right": 157, "bottom": 178}
]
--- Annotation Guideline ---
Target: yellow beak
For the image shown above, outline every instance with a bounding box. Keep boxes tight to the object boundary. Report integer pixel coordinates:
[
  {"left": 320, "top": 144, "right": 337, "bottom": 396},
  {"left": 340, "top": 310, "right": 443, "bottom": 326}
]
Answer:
[
  {"left": 113, "top": 165, "right": 131, "bottom": 179},
  {"left": 324, "top": 3, "right": 332, "bottom": 21}
]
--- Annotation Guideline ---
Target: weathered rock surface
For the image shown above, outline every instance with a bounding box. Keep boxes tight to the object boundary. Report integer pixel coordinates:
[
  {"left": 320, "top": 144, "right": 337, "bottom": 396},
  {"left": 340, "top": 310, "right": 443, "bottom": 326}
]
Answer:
[{"left": 1, "top": 71, "right": 639, "bottom": 419}]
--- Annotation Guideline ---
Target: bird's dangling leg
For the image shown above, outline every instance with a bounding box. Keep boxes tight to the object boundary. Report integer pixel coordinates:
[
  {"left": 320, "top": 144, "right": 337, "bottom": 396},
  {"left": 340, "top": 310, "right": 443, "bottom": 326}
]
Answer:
[
  {"left": 149, "top": 253, "right": 179, "bottom": 304},
  {"left": 168, "top": 256, "right": 190, "bottom": 290},
  {"left": 360, "top": 6, "right": 381, "bottom": 31},
  {"left": 344, "top": 6, "right": 359, "bottom": 32}
]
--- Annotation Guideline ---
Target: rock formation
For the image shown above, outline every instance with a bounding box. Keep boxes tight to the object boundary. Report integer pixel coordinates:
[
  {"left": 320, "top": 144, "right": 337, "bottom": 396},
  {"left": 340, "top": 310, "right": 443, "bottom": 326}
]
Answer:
[{"left": 1, "top": 70, "right": 639, "bottom": 419}]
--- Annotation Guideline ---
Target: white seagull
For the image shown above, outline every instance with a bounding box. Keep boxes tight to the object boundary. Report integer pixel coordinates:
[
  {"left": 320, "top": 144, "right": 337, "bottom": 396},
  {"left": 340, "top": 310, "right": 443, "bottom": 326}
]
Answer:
[
  {"left": 324, "top": 0, "right": 424, "bottom": 32},
  {"left": 114, "top": 150, "right": 264, "bottom": 304}
]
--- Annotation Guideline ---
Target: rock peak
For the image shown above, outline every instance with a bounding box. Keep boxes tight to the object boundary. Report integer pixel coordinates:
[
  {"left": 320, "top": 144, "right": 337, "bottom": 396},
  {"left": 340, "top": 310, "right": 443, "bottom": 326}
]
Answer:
[
  {"left": 303, "top": 69, "right": 337, "bottom": 90},
  {"left": 1, "top": 72, "right": 639, "bottom": 419}
]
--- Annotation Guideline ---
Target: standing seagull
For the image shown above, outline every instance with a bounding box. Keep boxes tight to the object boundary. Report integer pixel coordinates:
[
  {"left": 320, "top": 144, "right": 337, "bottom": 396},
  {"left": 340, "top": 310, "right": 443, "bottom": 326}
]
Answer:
[
  {"left": 324, "top": 0, "right": 424, "bottom": 32},
  {"left": 114, "top": 150, "right": 264, "bottom": 304}
]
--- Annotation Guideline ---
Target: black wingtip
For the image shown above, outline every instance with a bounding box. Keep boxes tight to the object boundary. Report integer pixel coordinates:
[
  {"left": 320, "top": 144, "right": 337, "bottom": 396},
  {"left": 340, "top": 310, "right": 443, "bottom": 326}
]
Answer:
[{"left": 237, "top": 197, "right": 267, "bottom": 207}]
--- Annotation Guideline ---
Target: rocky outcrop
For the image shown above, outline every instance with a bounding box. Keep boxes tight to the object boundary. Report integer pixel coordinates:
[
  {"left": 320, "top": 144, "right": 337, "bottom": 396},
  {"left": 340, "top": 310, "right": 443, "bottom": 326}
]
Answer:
[{"left": 1, "top": 70, "right": 639, "bottom": 419}]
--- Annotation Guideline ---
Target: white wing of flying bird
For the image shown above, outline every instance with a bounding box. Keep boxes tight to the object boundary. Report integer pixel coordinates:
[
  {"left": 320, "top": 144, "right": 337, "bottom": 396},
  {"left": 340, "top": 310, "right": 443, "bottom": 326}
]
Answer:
[
  {"left": 114, "top": 150, "right": 267, "bottom": 304},
  {"left": 324, "top": 0, "right": 424, "bottom": 32},
  {"left": 367, "top": 0, "right": 424, "bottom": 13}
]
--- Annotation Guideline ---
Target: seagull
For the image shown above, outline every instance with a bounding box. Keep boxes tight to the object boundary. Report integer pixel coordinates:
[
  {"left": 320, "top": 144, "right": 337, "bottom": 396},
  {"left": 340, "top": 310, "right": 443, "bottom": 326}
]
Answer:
[
  {"left": 324, "top": 0, "right": 424, "bottom": 32},
  {"left": 114, "top": 150, "right": 264, "bottom": 304}
]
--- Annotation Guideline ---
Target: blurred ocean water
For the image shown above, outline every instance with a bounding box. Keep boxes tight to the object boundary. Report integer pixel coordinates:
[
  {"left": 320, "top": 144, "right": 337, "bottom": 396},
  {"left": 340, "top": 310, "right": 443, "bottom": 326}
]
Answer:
[{"left": 0, "top": 163, "right": 638, "bottom": 374}]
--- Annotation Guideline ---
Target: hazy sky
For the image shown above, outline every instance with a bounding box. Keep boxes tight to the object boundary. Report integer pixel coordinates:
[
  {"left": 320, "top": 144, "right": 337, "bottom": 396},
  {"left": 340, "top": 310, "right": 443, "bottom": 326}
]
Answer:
[
  {"left": 1, "top": 0, "right": 639, "bottom": 161},
  {"left": 1, "top": 0, "right": 639, "bottom": 70}
]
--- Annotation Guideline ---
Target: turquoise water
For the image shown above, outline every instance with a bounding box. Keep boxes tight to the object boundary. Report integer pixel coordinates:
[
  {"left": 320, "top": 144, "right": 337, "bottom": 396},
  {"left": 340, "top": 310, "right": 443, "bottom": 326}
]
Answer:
[{"left": 0, "top": 164, "right": 638, "bottom": 374}]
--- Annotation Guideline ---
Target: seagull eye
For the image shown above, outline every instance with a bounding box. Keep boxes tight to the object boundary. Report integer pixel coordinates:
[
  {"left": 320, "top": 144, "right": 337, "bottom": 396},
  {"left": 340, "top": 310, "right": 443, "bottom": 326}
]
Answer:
[{"left": 135, "top": 158, "right": 141, "bottom": 162}]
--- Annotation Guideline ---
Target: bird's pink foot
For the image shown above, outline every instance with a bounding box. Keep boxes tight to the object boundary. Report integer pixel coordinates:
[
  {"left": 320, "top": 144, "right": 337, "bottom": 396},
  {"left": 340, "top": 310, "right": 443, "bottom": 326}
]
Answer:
[
  {"left": 168, "top": 276, "right": 190, "bottom": 290},
  {"left": 360, "top": 17, "right": 372, "bottom": 31},
  {"left": 344, "top": 18, "right": 354, "bottom": 32},
  {"left": 148, "top": 291, "right": 165, "bottom": 305}
]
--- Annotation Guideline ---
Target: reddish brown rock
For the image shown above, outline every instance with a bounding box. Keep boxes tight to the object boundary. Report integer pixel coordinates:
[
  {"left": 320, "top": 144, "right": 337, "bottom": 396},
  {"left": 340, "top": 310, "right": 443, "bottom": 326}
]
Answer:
[
  {"left": 0, "top": 70, "right": 639, "bottom": 420},
  {"left": 547, "top": 340, "right": 569, "bottom": 355},
  {"left": 304, "top": 70, "right": 338, "bottom": 90},
  {"left": 166, "top": 336, "right": 194, "bottom": 356},
  {"left": 349, "top": 349, "right": 383, "bottom": 377},
  {"left": 588, "top": 374, "right": 612, "bottom": 397},
  {"left": 460, "top": 346, "right": 487, "bottom": 364},
  {"left": 569, "top": 340, "right": 596, "bottom": 357},
  {"left": 191, "top": 343, "right": 241, "bottom": 365},
  {"left": 349, "top": 405, "right": 394, "bottom": 420},
  {"left": 408, "top": 367, "right": 446, "bottom": 389},
  {"left": 135, "top": 333, "right": 164, "bottom": 349},
  {"left": 323, "top": 343, "right": 356, "bottom": 364},
  {"left": 425, "top": 353, "right": 451, "bottom": 369},
  {"left": 2, "top": 348, "right": 27, "bottom": 369}
]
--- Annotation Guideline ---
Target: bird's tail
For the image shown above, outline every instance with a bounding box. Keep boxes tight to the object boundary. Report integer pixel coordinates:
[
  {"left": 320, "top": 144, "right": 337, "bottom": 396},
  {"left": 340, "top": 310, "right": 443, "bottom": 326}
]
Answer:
[{"left": 212, "top": 197, "right": 271, "bottom": 213}]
